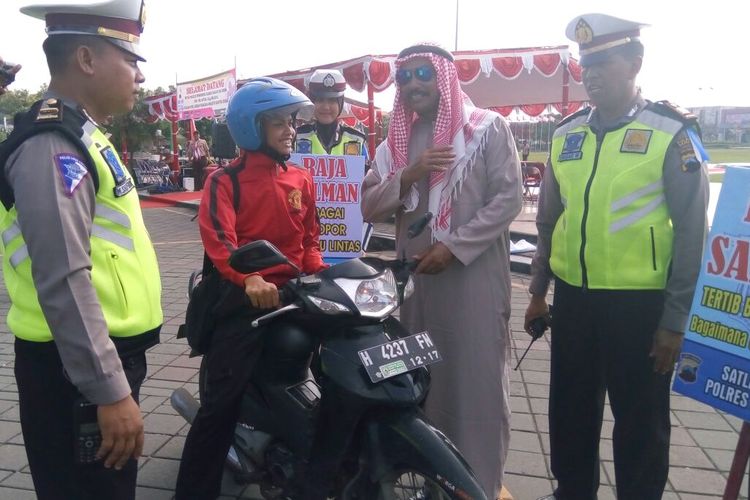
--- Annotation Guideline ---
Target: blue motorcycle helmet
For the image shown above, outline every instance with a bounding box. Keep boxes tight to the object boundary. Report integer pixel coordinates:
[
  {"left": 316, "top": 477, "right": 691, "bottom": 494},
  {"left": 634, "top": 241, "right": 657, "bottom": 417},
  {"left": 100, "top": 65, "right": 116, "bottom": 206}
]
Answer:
[{"left": 226, "top": 77, "right": 313, "bottom": 152}]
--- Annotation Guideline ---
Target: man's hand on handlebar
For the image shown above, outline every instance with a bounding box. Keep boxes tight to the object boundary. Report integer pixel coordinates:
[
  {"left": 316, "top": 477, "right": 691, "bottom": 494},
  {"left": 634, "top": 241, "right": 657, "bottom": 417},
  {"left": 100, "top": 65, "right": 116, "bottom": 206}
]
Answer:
[{"left": 244, "top": 274, "right": 280, "bottom": 309}]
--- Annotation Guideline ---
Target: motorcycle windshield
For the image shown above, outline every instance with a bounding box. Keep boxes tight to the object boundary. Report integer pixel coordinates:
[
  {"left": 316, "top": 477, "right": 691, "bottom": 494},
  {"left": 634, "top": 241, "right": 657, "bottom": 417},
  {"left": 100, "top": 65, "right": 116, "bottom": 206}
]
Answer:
[{"left": 317, "top": 257, "right": 384, "bottom": 280}]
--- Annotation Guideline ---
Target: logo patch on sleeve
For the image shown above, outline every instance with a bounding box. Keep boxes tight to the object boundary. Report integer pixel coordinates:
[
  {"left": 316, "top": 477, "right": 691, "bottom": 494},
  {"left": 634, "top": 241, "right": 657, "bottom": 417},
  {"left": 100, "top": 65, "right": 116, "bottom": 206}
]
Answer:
[{"left": 54, "top": 154, "right": 89, "bottom": 196}]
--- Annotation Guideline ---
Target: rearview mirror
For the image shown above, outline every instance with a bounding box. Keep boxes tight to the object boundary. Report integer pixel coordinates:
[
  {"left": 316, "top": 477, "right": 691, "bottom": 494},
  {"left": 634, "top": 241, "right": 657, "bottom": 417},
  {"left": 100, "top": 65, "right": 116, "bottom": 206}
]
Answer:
[{"left": 229, "top": 240, "right": 289, "bottom": 274}]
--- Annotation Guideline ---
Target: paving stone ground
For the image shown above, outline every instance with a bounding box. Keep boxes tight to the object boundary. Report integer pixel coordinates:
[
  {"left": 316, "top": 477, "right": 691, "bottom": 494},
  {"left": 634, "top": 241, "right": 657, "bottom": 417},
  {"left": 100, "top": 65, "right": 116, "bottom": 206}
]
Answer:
[{"left": 0, "top": 202, "right": 745, "bottom": 499}]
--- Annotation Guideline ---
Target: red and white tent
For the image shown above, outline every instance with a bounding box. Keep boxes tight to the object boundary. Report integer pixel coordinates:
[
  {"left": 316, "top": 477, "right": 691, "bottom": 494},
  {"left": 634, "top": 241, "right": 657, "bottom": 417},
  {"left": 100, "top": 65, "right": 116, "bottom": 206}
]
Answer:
[
  {"left": 267, "top": 46, "right": 588, "bottom": 113},
  {"left": 265, "top": 46, "right": 588, "bottom": 154},
  {"left": 143, "top": 93, "right": 179, "bottom": 123}
]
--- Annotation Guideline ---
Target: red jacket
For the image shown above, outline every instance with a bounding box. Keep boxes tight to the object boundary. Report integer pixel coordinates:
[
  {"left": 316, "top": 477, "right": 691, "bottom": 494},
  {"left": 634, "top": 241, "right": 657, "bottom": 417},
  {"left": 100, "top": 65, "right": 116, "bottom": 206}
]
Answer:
[{"left": 199, "top": 152, "right": 326, "bottom": 287}]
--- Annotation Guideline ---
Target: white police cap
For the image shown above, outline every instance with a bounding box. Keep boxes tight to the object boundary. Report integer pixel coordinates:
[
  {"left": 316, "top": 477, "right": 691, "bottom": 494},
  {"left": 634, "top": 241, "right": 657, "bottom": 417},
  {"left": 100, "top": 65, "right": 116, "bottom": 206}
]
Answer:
[
  {"left": 308, "top": 69, "right": 347, "bottom": 99},
  {"left": 21, "top": 0, "right": 147, "bottom": 61},
  {"left": 565, "top": 13, "right": 648, "bottom": 67}
]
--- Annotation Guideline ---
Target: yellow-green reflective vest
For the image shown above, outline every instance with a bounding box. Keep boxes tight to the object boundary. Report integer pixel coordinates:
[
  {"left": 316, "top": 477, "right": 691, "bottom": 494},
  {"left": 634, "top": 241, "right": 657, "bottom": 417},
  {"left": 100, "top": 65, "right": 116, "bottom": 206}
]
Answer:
[
  {"left": 296, "top": 125, "right": 366, "bottom": 156},
  {"left": 0, "top": 114, "right": 163, "bottom": 342},
  {"left": 549, "top": 106, "right": 684, "bottom": 289}
]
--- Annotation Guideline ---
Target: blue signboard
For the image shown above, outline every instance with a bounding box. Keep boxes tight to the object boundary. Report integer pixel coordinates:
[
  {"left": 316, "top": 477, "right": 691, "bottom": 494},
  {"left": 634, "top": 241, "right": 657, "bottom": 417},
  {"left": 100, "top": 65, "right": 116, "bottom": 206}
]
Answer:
[{"left": 673, "top": 167, "right": 750, "bottom": 420}]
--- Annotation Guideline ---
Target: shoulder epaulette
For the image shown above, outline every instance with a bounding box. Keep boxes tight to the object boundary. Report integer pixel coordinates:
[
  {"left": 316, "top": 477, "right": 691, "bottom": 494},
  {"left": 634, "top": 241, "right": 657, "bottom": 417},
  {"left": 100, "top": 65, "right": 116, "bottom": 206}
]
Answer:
[
  {"left": 556, "top": 106, "right": 591, "bottom": 129},
  {"left": 649, "top": 100, "right": 698, "bottom": 126},
  {"left": 296, "top": 123, "right": 315, "bottom": 134},
  {"left": 340, "top": 125, "right": 366, "bottom": 139},
  {"left": 34, "top": 98, "right": 64, "bottom": 123},
  {"left": 0, "top": 99, "right": 98, "bottom": 211}
]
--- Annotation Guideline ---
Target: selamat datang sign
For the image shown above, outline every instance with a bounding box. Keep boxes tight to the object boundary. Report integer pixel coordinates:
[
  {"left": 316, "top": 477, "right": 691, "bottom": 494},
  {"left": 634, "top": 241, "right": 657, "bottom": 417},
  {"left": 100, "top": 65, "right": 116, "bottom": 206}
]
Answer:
[{"left": 176, "top": 69, "right": 237, "bottom": 120}]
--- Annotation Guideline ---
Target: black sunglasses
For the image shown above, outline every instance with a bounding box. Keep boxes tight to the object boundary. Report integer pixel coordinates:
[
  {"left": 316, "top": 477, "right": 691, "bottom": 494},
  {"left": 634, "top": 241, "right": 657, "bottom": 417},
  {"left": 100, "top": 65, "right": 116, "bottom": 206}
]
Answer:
[{"left": 395, "top": 65, "right": 435, "bottom": 85}]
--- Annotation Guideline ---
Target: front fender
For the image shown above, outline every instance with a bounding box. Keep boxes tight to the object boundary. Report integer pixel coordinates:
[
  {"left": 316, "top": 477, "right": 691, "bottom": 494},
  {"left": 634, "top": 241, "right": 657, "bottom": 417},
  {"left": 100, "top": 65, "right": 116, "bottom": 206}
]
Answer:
[{"left": 365, "top": 410, "right": 487, "bottom": 500}]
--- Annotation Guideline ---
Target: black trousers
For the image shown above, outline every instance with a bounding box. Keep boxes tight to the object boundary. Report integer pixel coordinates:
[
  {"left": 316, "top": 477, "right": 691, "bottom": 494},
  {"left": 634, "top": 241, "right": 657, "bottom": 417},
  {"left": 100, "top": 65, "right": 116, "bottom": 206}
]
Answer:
[
  {"left": 14, "top": 338, "right": 147, "bottom": 500},
  {"left": 192, "top": 157, "right": 209, "bottom": 190},
  {"left": 549, "top": 279, "right": 671, "bottom": 500},
  {"left": 175, "top": 318, "right": 264, "bottom": 500}
]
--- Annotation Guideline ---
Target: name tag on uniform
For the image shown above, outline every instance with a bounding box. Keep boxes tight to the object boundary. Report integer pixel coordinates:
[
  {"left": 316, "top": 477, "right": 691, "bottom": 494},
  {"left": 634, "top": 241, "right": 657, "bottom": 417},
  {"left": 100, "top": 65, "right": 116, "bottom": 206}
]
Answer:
[
  {"left": 100, "top": 147, "right": 134, "bottom": 197},
  {"left": 558, "top": 132, "right": 586, "bottom": 162}
]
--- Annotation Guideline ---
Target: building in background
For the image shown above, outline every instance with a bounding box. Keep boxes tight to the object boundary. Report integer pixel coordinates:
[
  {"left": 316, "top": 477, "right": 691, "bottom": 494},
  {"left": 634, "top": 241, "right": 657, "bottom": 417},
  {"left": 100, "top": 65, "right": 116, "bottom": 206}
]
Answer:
[{"left": 690, "top": 106, "right": 750, "bottom": 144}]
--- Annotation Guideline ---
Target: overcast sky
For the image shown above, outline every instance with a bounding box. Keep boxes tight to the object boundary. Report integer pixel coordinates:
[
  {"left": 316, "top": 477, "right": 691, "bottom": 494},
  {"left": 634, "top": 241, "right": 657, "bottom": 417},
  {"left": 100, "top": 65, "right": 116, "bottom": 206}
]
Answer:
[{"left": 2, "top": 0, "right": 747, "bottom": 111}]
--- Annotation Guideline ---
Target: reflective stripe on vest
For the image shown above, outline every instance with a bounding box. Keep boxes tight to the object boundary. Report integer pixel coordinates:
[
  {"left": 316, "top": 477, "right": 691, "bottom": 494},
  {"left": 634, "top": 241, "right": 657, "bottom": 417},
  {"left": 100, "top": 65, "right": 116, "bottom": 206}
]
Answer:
[
  {"left": 1, "top": 115, "right": 163, "bottom": 341},
  {"left": 549, "top": 108, "right": 679, "bottom": 289}
]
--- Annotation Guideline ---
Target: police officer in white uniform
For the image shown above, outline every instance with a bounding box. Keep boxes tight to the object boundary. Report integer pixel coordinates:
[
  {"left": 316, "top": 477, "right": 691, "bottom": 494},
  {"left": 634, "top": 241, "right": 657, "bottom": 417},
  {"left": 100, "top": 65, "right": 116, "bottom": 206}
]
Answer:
[{"left": 0, "top": 1, "right": 163, "bottom": 499}]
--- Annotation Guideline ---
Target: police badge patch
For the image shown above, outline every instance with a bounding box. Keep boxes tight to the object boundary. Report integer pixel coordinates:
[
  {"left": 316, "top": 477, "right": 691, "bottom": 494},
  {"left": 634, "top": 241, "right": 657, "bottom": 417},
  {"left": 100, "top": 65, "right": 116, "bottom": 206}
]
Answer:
[
  {"left": 297, "top": 139, "right": 312, "bottom": 154},
  {"left": 54, "top": 154, "right": 89, "bottom": 196},
  {"left": 620, "top": 129, "right": 652, "bottom": 154},
  {"left": 344, "top": 141, "right": 361, "bottom": 156},
  {"left": 101, "top": 147, "right": 134, "bottom": 197},
  {"left": 558, "top": 132, "right": 586, "bottom": 161}
]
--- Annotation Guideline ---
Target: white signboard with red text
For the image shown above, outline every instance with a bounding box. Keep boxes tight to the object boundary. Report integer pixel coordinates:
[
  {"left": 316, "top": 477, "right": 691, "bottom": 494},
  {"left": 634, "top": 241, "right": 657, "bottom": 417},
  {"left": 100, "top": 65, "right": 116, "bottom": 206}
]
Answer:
[
  {"left": 290, "top": 154, "right": 365, "bottom": 261},
  {"left": 673, "top": 167, "right": 750, "bottom": 420},
  {"left": 176, "top": 69, "right": 237, "bottom": 120}
]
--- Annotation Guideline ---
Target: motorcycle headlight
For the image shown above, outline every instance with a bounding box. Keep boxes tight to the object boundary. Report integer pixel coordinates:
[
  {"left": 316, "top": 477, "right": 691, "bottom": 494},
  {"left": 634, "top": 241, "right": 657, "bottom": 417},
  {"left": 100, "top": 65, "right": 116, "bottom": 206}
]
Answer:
[
  {"left": 334, "top": 268, "right": 399, "bottom": 318},
  {"left": 403, "top": 275, "right": 415, "bottom": 301}
]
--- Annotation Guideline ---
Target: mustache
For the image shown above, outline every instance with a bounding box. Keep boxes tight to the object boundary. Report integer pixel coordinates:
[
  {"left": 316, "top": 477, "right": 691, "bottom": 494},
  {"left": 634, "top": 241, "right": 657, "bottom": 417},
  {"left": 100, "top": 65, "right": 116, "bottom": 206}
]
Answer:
[{"left": 405, "top": 89, "right": 429, "bottom": 99}]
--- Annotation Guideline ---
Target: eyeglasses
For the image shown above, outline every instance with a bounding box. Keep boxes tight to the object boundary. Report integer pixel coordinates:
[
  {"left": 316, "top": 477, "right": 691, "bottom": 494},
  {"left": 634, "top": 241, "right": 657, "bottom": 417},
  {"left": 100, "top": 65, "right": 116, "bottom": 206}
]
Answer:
[{"left": 395, "top": 65, "right": 435, "bottom": 85}]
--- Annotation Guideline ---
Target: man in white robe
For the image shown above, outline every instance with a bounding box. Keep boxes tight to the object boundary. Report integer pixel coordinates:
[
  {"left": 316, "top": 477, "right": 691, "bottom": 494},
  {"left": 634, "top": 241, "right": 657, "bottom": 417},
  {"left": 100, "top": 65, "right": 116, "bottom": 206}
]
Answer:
[{"left": 361, "top": 42, "right": 523, "bottom": 499}]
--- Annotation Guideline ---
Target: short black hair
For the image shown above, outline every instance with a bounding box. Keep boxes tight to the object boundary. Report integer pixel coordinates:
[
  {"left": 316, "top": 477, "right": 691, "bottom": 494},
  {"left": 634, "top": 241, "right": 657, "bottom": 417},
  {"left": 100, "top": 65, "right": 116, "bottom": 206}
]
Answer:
[{"left": 42, "top": 35, "right": 106, "bottom": 76}]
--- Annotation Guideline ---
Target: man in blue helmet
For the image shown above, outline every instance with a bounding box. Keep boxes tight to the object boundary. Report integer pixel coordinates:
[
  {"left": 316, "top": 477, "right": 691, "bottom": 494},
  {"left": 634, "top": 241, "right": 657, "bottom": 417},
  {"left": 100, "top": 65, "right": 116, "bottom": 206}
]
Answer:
[{"left": 175, "top": 77, "right": 327, "bottom": 500}]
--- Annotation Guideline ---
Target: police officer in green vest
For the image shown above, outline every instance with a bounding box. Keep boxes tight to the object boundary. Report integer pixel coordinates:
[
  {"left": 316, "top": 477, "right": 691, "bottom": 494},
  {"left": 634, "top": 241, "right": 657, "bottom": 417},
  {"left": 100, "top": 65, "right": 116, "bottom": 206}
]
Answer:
[
  {"left": 525, "top": 14, "right": 709, "bottom": 500},
  {"left": 295, "top": 69, "right": 368, "bottom": 160},
  {"left": 0, "top": 1, "right": 162, "bottom": 498}
]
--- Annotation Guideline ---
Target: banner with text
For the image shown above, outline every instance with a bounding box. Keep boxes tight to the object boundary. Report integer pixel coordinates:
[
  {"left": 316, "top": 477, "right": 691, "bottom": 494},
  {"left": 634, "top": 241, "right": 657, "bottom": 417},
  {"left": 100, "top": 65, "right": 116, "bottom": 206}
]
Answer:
[
  {"left": 673, "top": 167, "right": 750, "bottom": 420},
  {"left": 290, "top": 154, "right": 365, "bottom": 260},
  {"left": 177, "top": 69, "right": 237, "bottom": 120}
]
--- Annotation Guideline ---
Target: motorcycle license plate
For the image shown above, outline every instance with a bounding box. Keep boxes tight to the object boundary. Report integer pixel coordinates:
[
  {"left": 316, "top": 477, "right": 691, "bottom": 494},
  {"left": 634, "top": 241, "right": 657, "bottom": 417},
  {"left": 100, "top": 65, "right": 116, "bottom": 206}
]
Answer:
[{"left": 358, "top": 331, "right": 441, "bottom": 383}]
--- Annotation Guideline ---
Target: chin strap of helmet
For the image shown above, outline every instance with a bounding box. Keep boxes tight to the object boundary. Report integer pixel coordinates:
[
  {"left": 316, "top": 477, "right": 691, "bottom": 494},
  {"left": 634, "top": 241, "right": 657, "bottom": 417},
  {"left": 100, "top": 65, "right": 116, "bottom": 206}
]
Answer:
[{"left": 257, "top": 144, "right": 289, "bottom": 170}]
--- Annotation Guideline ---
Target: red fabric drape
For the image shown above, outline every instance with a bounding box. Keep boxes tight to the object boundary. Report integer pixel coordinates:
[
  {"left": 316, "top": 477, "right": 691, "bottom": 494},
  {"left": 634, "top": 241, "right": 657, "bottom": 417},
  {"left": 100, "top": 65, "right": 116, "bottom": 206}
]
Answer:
[
  {"left": 454, "top": 58, "right": 482, "bottom": 83},
  {"left": 342, "top": 63, "right": 366, "bottom": 92},
  {"left": 145, "top": 93, "right": 178, "bottom": 121},
  {"left": 492, "top": 56, "right": 524, "bottom": 78},
  {"left": 350, "top": 105, "right": 370, "bottom": 122},
  {"left": 489, "top": 105, "right": 515, "bottom": 117},
  {"left": 552, "top": 101, "right": 584, "bottom": 115},
  {"left": 367, "top": 58, "right": 393, "bottom": 91},
  {"left": 341, "top": 117, "right": 357, "bottom": 127},
  {"left": 285, "top": 78, "right": 306, "bottom": 94},
  {"left": 519, "top": 103, "right": 547, "bottom": 117},
  {"left": 533, "top": 53, "right": 561, "bottom": 76},
  {"left": 568, "top": 59, "right": 582, "bottom": 83}
]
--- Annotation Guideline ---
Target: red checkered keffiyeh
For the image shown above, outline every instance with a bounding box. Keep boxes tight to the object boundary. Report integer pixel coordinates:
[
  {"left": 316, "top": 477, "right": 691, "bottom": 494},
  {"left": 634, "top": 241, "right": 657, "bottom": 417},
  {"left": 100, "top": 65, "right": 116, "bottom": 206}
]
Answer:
[{"left": 383, "top": 49, "right": 495, "bottom": 241}]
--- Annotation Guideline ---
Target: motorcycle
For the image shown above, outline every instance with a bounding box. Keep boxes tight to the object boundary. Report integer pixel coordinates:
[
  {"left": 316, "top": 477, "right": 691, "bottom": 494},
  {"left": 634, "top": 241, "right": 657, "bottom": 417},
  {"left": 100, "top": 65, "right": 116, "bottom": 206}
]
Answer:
[{"left": 171, "top": 216, "right": 486, "bottom": 500}]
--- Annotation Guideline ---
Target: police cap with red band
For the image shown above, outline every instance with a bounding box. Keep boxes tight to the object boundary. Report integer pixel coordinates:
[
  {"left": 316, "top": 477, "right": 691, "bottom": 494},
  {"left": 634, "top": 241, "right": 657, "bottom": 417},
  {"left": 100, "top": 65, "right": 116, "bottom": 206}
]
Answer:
[{"left": 21, "top": 0, "right": 147, "bottom": 61}]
